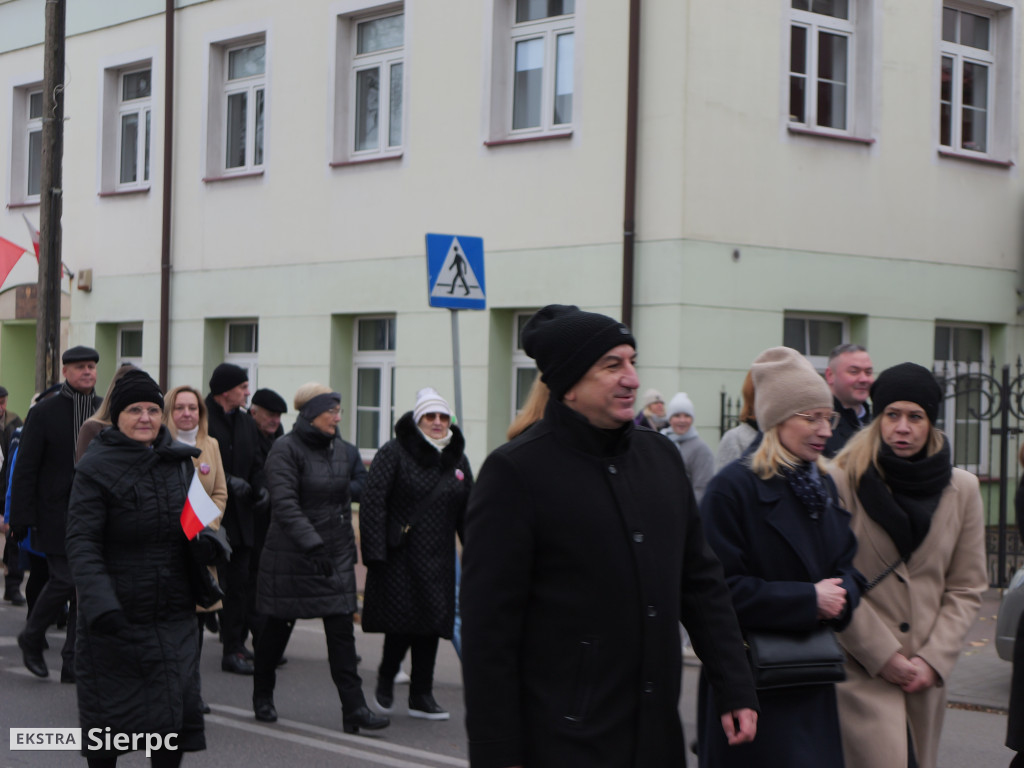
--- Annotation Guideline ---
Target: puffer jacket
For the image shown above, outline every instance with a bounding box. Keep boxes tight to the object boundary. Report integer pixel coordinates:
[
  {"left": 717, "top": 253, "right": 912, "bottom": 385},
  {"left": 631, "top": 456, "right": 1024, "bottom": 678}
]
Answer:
[
  {"left": 257, "top": 416, "right": 358, "bottom": 619},
  {"left": 66, "top": 425, "right": 205, "bottom": 754},
  {"left": 359, "top": 412, "right": 473, "bottom": 637}
]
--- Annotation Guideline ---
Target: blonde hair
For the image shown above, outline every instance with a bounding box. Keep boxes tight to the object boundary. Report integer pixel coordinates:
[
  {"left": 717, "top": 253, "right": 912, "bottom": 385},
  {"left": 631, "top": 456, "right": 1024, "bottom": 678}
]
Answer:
[
  {"left": 162, "top": 385, "right": 210, "bottom": 440},
  {"left": 508, "top": 375, "right": 549, "bottom": 441},
  {"left": 831, "top": 416, "right": 945, "bottom": 489},
  {"left": 293, "top": 382, "right": 332, "bottom": 411},
  {"left": 748, "top": 426, "right": 826, "bottom": 479}
]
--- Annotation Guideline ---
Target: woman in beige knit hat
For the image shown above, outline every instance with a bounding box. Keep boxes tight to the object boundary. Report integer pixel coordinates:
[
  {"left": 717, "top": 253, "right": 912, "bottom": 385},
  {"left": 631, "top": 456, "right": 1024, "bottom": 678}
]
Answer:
[{"left": 696, "top": 346, "right": 862, "bottom": 768}]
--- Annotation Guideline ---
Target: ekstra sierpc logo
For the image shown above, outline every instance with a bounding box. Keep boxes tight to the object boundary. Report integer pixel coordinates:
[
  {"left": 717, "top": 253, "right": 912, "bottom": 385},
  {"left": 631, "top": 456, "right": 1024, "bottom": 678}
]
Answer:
[{"left": 9, "top": 728, "right": 81, "bottom": 750}]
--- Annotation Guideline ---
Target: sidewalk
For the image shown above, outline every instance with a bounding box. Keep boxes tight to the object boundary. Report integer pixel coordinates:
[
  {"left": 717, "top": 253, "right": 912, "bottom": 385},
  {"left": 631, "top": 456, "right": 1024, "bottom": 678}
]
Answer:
[{"left": 947, "top": 587, "right": 1011, "bottom": 712}]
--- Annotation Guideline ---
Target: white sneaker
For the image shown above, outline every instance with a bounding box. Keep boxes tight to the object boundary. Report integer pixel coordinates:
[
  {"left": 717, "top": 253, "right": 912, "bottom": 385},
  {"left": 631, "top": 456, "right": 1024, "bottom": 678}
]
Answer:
[{"left": 394, "top": 667, "right": 411, "bottom": 685}]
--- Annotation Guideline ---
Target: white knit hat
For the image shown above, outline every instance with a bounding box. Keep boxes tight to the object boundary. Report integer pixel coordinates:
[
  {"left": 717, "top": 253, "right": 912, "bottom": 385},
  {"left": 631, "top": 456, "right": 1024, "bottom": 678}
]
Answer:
[
  {"left": 666, "top": 392, "right": 695, "bottom": 419},
  {"left": 413, "top": 387, "right": 451, "bottom": 424}
]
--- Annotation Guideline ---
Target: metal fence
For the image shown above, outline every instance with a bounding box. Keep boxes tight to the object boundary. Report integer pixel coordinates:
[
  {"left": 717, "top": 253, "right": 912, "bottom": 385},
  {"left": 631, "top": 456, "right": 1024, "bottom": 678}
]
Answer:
[{"left": 719, "top": 358, "right": 1024, "bottom": 587}]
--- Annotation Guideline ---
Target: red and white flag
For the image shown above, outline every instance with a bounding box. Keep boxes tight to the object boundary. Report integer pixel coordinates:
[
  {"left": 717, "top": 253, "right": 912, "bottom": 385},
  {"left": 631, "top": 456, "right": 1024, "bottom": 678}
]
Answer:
[
  {"left": 21, "top": 213, "right": 39, "bottom": 258},
  {"left": 180, "top": 471, "right": 221, "bottom": 540},
  {"left": 0, "top": 236, "right": 27, "bottom": 289}
]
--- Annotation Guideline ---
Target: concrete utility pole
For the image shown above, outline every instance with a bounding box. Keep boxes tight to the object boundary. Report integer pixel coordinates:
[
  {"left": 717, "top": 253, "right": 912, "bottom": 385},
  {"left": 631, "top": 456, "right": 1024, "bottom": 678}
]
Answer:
[{"left": 35, "top": 0, "right": 66, "bottom": 392}]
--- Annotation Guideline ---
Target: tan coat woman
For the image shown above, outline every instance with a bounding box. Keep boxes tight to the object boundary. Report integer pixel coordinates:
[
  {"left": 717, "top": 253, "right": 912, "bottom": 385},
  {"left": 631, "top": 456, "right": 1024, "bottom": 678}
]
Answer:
[
  {"left": 164, "top": 385, "right": 227, "bottom": 524},
  {"left": 829, "top": 363, "right": 987, "bottom": 768}
]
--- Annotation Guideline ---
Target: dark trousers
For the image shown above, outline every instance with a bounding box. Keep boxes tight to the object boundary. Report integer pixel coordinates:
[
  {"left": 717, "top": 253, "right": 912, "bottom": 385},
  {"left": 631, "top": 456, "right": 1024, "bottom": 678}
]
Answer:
[
  {"left": 219, "top": 545, "right": 250, "bottom": 656},
  {"left": 255, "top": 614, "right": 365, "bottom": 713},
  {"left": 3, "top": 532, "right": 23, "bottom": 592},
  {"left": 25, "top": 552, "right": 49, "bottom": 617},
  {"left": 22, "top": 553, "right": 76, "bottom": 669},
  {"left": 379, "top": 633, "right": 440, "bottom": 697}
]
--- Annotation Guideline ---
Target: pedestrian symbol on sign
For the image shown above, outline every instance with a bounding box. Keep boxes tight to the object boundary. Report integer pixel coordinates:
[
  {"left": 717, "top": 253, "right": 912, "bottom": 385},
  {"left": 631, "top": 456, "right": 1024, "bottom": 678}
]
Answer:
[{"left": 429, "top": 237, "right": 484, "bottom": 302}]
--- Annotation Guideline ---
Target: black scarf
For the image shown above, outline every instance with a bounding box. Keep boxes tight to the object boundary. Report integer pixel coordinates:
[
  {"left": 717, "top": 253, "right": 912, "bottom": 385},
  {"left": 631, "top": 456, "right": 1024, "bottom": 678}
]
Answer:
[
  {"left": 855, "top": 439, "right": 952, "bottom": 561},
  {"left": 783, "top": 461, "right": 829, "bottom": 520},
  {"left": 61, "top": 381, "right": 96, "bottom": 451}
]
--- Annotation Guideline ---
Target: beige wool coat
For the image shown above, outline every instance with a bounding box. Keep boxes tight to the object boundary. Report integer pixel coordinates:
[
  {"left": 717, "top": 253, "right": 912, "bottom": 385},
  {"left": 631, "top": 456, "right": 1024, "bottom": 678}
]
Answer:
[{"left": 828, "top": 466, "right": 987, "bottom": 768}]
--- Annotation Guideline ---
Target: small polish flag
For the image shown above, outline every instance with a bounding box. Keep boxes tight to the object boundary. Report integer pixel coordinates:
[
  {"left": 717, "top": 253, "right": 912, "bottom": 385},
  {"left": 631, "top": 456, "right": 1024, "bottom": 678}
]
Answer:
[{"left": 180, "top": 470, "right": 221, "bottom": 540}]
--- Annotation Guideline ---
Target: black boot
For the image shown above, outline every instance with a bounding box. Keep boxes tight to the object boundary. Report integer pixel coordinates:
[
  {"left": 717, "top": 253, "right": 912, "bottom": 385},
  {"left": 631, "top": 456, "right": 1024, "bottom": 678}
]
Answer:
[
  {"left": 374, "top": 675, "right": 394, "bottom": 713},
  {"left": 253, "top": 696, "right": 277, "bottom": 723},
  {"left": 342, "top": 706, "right": 389, "bottom": 734},
  {"left": 17, "top": 632, "right": 48, "bottom": 678}
]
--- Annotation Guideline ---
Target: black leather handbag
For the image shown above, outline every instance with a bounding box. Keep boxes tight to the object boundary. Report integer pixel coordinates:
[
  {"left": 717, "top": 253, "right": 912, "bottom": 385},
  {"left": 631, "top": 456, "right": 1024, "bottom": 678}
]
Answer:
[{"left": 745, "top": 626, "right": 846, "bottom": 690}]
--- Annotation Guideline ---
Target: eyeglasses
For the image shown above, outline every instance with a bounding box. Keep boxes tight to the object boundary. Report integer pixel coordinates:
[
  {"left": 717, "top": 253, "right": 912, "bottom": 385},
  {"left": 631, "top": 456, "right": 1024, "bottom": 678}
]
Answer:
[
  {"left": 123, "top": 405, "right": 162, "bottom": 418},
  {"left": 794, "top": 411, "right": 841, "bottom": 429},
  {"left": 421, "top": 412, "right": 451, "bottom": 422}
]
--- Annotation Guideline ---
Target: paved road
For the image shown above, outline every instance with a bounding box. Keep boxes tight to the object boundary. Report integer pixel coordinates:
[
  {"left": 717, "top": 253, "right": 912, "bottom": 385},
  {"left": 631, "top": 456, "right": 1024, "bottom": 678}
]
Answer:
[{"left": 0, "top": 595, "right": 1018, "bottom": 767}]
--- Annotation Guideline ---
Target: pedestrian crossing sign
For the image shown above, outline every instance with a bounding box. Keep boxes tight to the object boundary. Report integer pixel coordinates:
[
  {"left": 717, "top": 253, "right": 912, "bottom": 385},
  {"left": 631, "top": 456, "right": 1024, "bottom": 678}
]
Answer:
[{"left": 426, "top": 234, "right": 486, "bottom": 310}]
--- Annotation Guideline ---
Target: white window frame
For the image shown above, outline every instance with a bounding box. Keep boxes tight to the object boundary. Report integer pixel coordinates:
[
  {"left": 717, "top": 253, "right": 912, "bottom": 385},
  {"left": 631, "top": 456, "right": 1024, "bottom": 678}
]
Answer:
[
  {"left": 352, "top": 315, "right": 396, "bottom": 460},
  {"left": 485, "top": 0, "right": 577, "bottom": 142},
  {"left": 224, "top": 319, "right": 259, "bottom": 397},
  {"left": 203, "top": 28, "right": 268, "bottom": 179},
  {"left": 783, "top": 313, "right": 849, "bottom": 371},
  {"left": 99, "top": 57, "right": 155, "bottom": 194},
  {"left": 939, "top": 4, "right": 1002, "bottom": 159},
  {"left": 8, "top": 80, "right": 43, "bottom": 205},
  {"left": 511, "top": 311, "right": 538, "bottom": 422},
  {"left": 330, "top": 3, "right": 405, "bottom": 165},
  {"left": 933, "top": 322, "right": 989, "bottom": 474},
  {"left": 785, "top": 0, "right": 876, "bottom": 141},
  {"left": 117, "top": 323, "right": 143, "bottom": 368}
]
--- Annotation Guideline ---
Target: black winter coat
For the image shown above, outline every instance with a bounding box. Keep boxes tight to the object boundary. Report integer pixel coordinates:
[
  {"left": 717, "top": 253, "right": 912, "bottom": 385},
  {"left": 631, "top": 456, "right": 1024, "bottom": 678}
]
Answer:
[
  {"left": 360, "top": 412, "right": 472, "bottom": 637},
  {"left": 824, "top": 396, "right": 871, "bottom": 458},
  {"left": 697, "top": 458, "right": 862, "bottom": 768},
  {"left": 206, "top": 395, "right": 263, "bottom": 547},
  {"left": 1007, "top": 479, "right": 1024, "bottom": 751},
  {"left": 461, "top": 398, "right": 758, "bottom": 768},
  {"left": 257, "top": 417, "right": 359, "bottom": 619},
  {"left": 11, "top": 388, "right": 100, "bottom": 554},
  {"left": 66, "top": 426, "right": 205, "bottom": 754}
]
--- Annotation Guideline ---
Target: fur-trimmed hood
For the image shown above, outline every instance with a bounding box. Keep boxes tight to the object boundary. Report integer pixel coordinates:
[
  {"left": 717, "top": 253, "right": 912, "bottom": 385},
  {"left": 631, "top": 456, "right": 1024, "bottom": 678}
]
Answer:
[{"left": 394, "top": 410, "right": 466, "bottom": 471}]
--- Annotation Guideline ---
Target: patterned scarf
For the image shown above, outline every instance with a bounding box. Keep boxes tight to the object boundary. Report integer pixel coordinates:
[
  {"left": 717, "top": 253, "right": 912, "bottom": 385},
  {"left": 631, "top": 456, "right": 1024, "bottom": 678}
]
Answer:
[
  {"left": 62, "top": 381, "right": 96, "bottom": 452},
  {"left": 783, "top": 461, "right": 829, "bottom": 520}
]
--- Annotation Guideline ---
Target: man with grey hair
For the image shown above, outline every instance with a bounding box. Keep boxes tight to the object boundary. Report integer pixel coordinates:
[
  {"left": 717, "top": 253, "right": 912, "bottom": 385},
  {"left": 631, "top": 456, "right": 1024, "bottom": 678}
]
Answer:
[{"left": 824, "top": 342, "right": 874, "bottom": 457}]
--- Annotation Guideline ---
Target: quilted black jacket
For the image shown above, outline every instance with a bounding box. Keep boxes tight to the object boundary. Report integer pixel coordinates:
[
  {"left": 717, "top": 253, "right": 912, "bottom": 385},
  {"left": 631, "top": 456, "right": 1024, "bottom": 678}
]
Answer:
[{"left": 359, "top": 411, "right": 472, "bottom": 637}]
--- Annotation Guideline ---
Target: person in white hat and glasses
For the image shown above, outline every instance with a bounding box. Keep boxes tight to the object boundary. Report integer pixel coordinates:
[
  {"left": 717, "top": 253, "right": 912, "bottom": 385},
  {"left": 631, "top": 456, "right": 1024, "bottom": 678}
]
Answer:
[{"left": 360, "top": 387, "right": 473, "bottom": 721}]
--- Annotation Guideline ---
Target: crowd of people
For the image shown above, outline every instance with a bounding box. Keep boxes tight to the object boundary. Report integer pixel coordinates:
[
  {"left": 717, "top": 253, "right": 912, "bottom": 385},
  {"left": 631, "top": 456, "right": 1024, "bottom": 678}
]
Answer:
[{"left": 0, "top": 306, "right": 1008, "bottom": 768}]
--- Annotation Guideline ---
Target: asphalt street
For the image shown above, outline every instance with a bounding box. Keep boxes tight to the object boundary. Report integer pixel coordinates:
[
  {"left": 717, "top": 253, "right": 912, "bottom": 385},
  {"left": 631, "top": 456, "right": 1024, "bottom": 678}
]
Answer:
[{"left": 0, "top": 592, "right": 1017, "bottom": 767}]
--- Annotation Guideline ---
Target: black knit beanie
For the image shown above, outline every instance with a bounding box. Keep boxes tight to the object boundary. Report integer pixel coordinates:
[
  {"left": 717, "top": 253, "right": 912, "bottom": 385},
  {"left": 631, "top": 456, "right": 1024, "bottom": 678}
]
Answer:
[
  {"left": 520, "top": 304, "right": 636, "bottom": 399},
  {"left": 109, "top": 369, "right": 164, "bottom": 426},
  {"left": 209, "top": 363, "right": 249, "bottom": 395},
  {"left": 870, "top": 363, "right": 943, "bottom": 424}
]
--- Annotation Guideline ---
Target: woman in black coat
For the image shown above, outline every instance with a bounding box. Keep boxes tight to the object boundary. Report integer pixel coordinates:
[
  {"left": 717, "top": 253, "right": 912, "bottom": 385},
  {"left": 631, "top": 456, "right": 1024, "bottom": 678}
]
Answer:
[
  {"left": 253, "top": 384, "right": 388, "bottom": 734},
  {"left": 360, "top": 387, "right": 473, "bottom": 721},
  {"left": 66, "top": 370, "right": 207, "bottom": 767},
  {"left": 698, "top": 348, "right": 862, "bottom": 768}
]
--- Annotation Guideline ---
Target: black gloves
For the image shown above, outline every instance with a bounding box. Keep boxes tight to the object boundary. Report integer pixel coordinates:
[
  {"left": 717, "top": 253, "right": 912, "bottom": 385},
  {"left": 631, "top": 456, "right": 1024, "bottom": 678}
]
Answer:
[
  {"left": 227, "top": 475, "right": 253, "bottom": 501},
  {"left": 253, "top": 486, "right": 271, "bottom": 515},
  {"left": 308, "top": 546, "right": 333, "bottom": 578},
  {"left": 92, "top": 609, "right": 130, "bottom": 636}
]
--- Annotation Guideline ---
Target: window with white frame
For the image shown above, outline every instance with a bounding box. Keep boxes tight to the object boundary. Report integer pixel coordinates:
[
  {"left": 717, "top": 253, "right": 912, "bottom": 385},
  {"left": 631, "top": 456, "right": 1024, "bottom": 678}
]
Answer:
[
  {"left": 224, "top": 320, "right": 259, "bottom": 395},
  {"left": 512, "top": 311, "right": 538, "bottom": 421},
  {"left": 9, "top": 84, "right": 43, "bottom": 204},
  {"left": 118, "top": 324, "right": 143, "bottom": 367},
  {"left": 487, "top": 0, "right": 575, "bottom": 141},
  {"left": 789, "top": 1, "right": 854, "bottom": 132},
  {"left": 940, "top": 6, "right": 993, "bottom": 155},
  {"left": 353, "top": 316, "right": 396, "bottom": 456},
  {"left": 783, "top": 314, "right": 847, "bottom": 371},
  {"left": 116, "top": 68, "right": 152, "bottom": 187},
  {"left": 353, "top": 11, "right": 404, "bottom": 156},
  {"left": 206, "top": 34, "right": 266, "bottom": 176},
  {"left": 933, "top": 323, "right": 987, "bottom": 473}
]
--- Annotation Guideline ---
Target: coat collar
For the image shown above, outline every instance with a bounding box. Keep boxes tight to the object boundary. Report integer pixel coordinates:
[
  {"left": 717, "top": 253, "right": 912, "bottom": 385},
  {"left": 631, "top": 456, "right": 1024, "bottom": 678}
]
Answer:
[
  {"left": 544, "top": 397, "right": 632, "bottom": 458},
  {"left": 755, "top": 470, "right": 822, "bottom": 581},
  {"left": 395, "top": 411, "right": 466, "bottom": 469}
]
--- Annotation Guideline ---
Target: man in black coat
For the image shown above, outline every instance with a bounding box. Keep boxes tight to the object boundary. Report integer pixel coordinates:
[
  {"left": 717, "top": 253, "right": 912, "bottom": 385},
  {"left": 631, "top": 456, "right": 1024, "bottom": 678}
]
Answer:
[
  {"left": 461, "top": 305, "right": 759, "bottom": 768},
  {"left": 10, "top": 346, "right": 102, "bottom": 681},
  {"left": 206, "top": 363, "right": 265, "bottom": 675},
  {"left": 823, "top": 343, "right": 874, "bottom": 458},
  {"left": 1, "top": 384, "right": 26, "bottom": 605}
]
